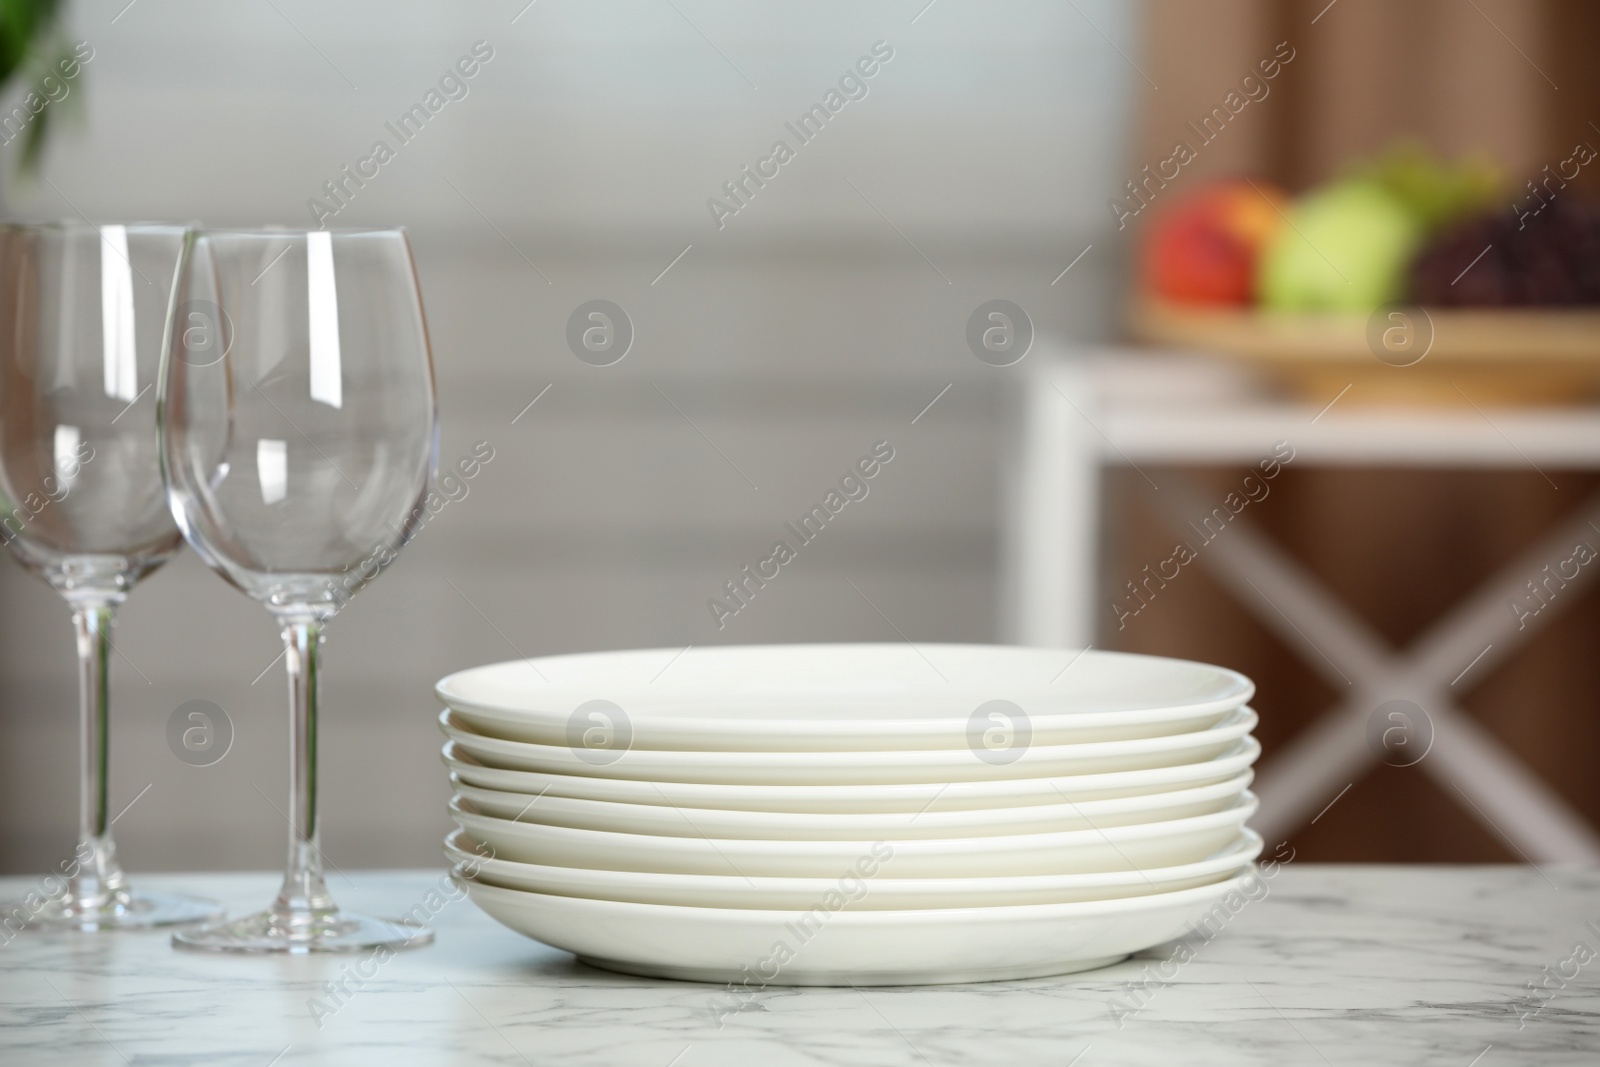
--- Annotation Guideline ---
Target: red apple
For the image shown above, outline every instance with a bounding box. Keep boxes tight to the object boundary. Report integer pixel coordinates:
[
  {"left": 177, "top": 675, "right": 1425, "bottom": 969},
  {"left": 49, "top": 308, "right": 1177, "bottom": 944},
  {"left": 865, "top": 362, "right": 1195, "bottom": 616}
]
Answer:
[{"left": 1141, "top": 180, "right": 1288, "bottom": 305}]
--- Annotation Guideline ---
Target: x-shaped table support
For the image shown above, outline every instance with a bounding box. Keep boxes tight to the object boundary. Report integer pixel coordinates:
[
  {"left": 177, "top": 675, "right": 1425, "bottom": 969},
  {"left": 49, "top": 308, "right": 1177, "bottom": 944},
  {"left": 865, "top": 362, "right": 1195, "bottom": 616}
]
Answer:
[{"left": 1154, "top": 476, "right": 1600, "bottom": 862}]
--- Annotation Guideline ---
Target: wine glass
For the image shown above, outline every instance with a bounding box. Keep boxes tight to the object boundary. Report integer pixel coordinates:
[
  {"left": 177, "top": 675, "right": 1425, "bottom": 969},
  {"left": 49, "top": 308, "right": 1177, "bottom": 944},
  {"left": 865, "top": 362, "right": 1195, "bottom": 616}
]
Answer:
[
  {"left": 159, "top": 227, "right": 438, "bottom": 954},
  {"left": 0, "top": 222, "right": 220, "bottom": 930}
]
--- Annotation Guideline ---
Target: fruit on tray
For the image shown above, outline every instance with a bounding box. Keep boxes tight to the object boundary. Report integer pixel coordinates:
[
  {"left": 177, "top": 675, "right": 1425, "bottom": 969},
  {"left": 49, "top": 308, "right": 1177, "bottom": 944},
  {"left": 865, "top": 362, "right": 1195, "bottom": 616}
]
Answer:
[
  {"left": 1140, "top": 180, "right": 1288, "bottom": 306},
  {"left": 1350, "top": 142, "right": 1500, "bottom": 233},
  {"left": 1257, "top": 180, "right": 1423, "bottom": 312},
  {"left": 1138, "top": 146, "right": 1522, "bottom": 312},
  {"left": 1411, "top": 197, "right": 1600, "bottom": 306}
]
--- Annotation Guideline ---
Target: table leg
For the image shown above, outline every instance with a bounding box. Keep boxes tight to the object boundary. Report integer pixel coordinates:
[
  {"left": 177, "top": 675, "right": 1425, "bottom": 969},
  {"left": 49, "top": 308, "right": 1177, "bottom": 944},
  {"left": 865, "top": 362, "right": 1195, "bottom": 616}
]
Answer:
[{"left": 1001, "top": 356, "right": 1101, "bottom": 648}]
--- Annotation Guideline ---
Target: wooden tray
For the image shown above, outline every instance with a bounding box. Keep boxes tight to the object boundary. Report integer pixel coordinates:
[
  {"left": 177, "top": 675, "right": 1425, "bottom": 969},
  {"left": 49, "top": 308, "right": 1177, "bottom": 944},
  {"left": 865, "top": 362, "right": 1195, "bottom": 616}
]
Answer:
[{"left": 1130, "top": 299, "right": 1600, "bottom": 405}]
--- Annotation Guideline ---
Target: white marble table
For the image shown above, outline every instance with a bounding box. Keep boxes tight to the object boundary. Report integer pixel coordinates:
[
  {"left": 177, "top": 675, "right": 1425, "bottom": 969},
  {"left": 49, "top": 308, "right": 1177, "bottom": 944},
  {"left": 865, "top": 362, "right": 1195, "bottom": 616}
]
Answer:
[{"left": 2, "top": 866, "right": 1597, "bottom": 1065}]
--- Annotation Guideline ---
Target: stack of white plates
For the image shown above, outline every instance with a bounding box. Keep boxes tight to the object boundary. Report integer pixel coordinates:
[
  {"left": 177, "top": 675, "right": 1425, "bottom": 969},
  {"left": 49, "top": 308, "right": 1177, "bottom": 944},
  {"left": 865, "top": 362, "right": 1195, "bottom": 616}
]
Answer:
[{"left": 436, "top": 644, "right": 1260, "bottom": 985}]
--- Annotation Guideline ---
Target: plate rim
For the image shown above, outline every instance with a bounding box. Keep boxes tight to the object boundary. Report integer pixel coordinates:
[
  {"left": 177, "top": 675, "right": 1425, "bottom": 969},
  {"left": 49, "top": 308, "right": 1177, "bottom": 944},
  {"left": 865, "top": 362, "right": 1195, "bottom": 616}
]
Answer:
[
  {"left": 437, "top": 705, "right": 1259, "bottom": 770},
  {"left": 449, "top": 791, "right": 1260, "bottom": 855},
  {"left": 445, "top": 826, "right": 1266, "bottom": 894},
  {"left": 435, "top": 644, "right": 1255, "bottom": 739},
  {"left": 457, "top": 865, "right": 1263, "bottom": 923},
  {"left": 449, "top": 767, "right": 1256, "bottom": 834},
  {"left": 440, "top": 734, "right": 1264, "bottom": 806}
]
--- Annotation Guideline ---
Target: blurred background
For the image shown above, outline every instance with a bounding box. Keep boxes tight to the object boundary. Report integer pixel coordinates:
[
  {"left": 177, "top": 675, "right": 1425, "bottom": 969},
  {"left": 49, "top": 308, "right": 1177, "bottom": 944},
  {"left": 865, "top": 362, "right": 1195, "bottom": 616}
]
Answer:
[{"left": 1, "top": 0, "right": 1597, "bottom": 874}]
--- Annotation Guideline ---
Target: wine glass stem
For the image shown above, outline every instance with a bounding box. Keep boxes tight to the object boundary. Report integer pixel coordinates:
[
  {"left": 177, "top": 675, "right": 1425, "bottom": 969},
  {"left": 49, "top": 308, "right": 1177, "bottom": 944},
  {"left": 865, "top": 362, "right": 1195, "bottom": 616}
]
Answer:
[
  {"left": 68, "top": 600, "right": 128, "bottom": 910},
  {"left": 274, "top": 616, "right": 336, "bottom": 926}
]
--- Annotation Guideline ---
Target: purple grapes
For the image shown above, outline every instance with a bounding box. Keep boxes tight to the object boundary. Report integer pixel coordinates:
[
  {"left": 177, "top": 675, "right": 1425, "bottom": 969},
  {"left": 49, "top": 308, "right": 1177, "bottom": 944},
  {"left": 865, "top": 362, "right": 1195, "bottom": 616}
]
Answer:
[{"left": 1411, "top": 197, "right": 1600, "bottom": 306}]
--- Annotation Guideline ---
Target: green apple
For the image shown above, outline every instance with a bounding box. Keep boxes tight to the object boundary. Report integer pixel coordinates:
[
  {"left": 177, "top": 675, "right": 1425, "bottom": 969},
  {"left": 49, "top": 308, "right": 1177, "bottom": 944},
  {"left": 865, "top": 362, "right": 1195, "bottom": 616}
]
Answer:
[{"left": 1258, "top": 180, "right": 1423, "bottom": 312}]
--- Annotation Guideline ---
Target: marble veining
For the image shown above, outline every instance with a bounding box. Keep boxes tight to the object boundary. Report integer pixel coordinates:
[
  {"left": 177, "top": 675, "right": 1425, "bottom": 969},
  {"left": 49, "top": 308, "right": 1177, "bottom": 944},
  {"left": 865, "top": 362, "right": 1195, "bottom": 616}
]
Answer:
[{"left": 1, "top": 866, "right": 1597, "bottom": 1066}]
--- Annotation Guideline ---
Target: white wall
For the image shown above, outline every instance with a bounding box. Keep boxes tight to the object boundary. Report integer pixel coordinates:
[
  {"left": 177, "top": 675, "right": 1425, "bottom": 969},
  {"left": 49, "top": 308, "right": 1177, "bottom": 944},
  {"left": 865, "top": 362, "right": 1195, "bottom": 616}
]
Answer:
[{"left": 0, "top": 0, "right": 1133, "bottom": 871}]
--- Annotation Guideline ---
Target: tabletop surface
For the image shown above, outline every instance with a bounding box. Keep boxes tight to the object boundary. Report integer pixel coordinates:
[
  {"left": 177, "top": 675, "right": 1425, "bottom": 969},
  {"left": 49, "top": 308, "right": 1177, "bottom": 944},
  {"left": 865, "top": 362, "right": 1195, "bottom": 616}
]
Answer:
[
  {"left": 2, "top": 865, "right": 1598, "bottom": 1066},
  {"left": 1048, "top": 353, "right": 1600, "bottom": 468}
]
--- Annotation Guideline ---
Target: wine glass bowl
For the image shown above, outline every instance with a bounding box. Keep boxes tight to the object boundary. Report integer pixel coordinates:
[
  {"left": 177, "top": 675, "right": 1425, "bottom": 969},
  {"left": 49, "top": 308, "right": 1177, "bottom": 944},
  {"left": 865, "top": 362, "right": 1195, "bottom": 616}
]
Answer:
[
  {"left": 163, "top": 230, "right": 437, "bottom": 616},
  {"left": 0, "top": 221, "right": 219, "bottom": 930},
  {"left": 0, "top": 224, "right": 187, "bottom": 591},
  {"left": 161, "top": 228, "right": 438, "bottom": 953}
]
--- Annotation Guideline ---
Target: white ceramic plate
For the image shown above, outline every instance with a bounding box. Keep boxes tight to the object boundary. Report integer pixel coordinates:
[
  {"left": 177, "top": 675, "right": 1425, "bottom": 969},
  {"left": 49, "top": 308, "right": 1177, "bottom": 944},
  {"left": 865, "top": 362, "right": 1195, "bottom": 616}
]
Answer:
[
  {"left": 452, "top": 769, "right": 1254, "bottom": 839},
  {"left": 447, "top": 827, "right": 1263, "bottom": 909},
  {"left": 437, "top": 706, "right": 1258, "bottom": 785},
  {"left": 458, "top": 869, "right": 1263, "bottom": 985},
  {"left": 437, "top": 644, "right": 1254, "bottom": 751},
  {"left": 449, "top": 793, "right": 1258, "bottom": 877},
  {"left": 443, "top": 736, "right": 1262, "bottom": 813}
]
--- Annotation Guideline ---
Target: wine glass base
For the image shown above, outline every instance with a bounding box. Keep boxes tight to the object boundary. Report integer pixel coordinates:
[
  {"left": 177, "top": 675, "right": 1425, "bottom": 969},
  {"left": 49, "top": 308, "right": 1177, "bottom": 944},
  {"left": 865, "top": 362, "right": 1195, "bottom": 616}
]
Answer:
[
  {"left": 4, "top": 888, "right": 223, "bottom": 932},
  {"left": 171, "top": 907, "right": 434, "bottom": 955}
]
